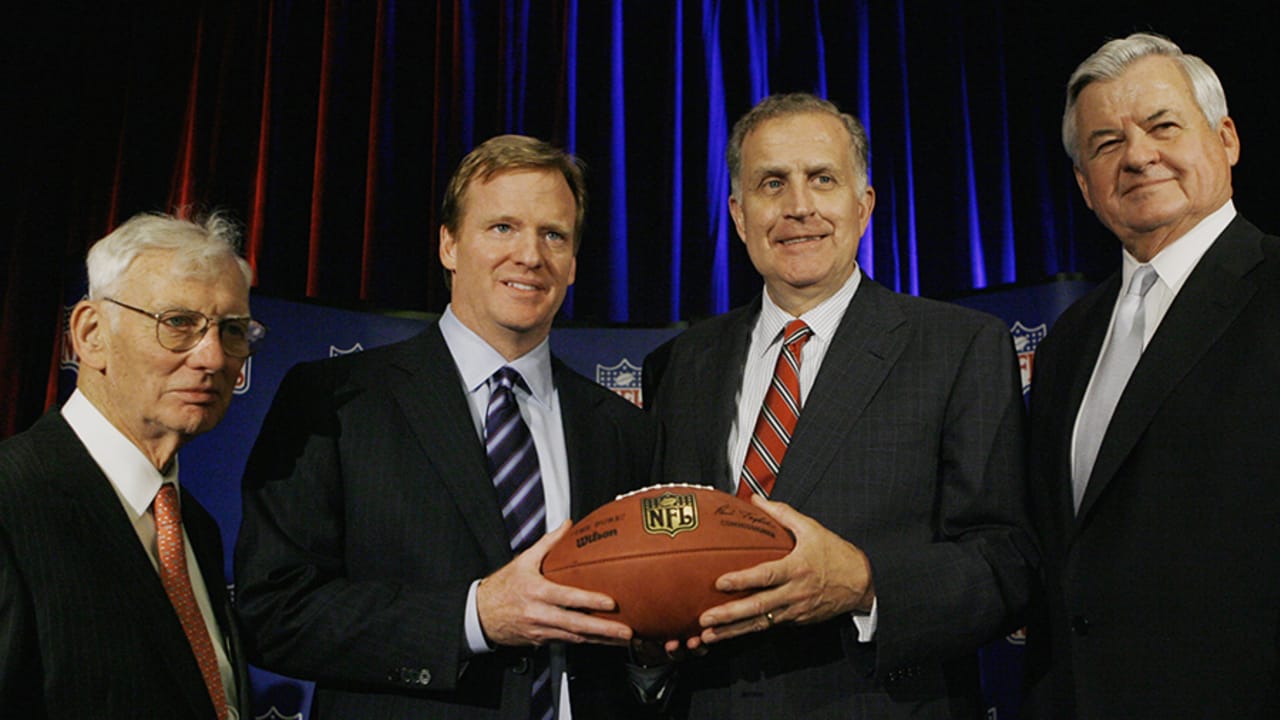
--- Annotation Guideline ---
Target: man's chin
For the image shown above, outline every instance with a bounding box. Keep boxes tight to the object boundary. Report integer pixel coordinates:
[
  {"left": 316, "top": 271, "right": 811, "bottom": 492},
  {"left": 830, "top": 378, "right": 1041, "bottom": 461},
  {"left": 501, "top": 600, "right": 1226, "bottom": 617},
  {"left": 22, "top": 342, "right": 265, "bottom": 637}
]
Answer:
[{"left": 167, "top": 406, "right": 229, "bottom": 438}]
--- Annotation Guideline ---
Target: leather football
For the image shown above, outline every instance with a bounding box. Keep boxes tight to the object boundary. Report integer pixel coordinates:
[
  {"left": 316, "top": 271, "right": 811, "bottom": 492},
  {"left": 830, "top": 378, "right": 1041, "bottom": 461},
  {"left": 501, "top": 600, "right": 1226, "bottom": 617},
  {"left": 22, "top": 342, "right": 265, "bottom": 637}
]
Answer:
[{"left": 542, "top": 484, "right": 795, "bottom": 639}]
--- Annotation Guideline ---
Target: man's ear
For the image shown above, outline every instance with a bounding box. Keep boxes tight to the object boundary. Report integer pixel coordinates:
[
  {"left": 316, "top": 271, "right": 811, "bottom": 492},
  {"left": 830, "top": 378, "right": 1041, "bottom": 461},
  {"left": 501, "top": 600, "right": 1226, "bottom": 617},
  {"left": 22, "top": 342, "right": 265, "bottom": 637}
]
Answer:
[
  {"left": 1218, "top": 116, "right": 1241, "bottom": 167},
  {"left": 69, "top": 301, "right": 109, "bottom": 371},
  {"left": 729, "top": 194, "right": 747, "bottom": 243},
  {"left": 1073, "top": 166, "right": 1095, "bottom": 211},
  {"left": 439, "top": 225, "right": 458, "bottom": 272}
]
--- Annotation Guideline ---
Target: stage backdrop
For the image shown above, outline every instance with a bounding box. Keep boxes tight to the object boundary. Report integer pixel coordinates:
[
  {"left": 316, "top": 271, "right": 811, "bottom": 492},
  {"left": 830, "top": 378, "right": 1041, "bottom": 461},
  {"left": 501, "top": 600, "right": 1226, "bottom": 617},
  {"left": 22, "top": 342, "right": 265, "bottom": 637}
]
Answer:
[
  {"left": 53, "top": 277, "right": 1091, "bottom": 720},
  {"left": 14, "top": 0, "right": 1279, "bottom": 440}
]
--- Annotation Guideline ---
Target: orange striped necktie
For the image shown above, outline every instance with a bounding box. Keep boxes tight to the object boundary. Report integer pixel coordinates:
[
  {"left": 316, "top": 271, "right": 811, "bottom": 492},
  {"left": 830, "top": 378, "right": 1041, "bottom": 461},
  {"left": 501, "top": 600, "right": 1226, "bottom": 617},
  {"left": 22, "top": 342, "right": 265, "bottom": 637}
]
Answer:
[
  {"left": 739, "top": 319, "right": 813, "bottom": 499},
  {"left": 153, "top": 483, "right": 229, "bottom": 720}
]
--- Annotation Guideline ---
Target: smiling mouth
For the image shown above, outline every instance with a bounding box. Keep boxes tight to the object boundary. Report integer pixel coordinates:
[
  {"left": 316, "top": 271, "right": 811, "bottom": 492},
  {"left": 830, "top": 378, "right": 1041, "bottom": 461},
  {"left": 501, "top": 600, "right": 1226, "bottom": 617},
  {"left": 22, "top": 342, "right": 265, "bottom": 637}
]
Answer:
[
  {"left": 777, "top": 235, "right": 824, "bottom": 246},
  {"left": 503, "top": 280, "right": 543, "bottom": 292},
  {"left": 1123, "top": 178, "right": 1172, "bottom": 196},
  {"left": 173, "top": 388, "right": 221, "bottom": 403}
]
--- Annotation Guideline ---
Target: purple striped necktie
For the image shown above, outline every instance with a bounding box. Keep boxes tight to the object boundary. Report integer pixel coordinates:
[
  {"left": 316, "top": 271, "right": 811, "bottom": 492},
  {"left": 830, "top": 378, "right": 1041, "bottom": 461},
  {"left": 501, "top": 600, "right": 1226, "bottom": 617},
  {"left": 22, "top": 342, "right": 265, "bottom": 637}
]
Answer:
[{"left": 483, "top": 366, "right": 553, "bottom": 720}]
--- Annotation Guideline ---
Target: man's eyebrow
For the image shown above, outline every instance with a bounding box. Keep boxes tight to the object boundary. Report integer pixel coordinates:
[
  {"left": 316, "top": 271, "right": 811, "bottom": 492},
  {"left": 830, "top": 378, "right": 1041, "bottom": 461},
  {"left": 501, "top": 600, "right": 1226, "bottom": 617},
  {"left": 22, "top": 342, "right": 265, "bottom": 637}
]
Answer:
[
  {"left": 1086, "top": 127, "right": 1122, "bottom": 144},
  {"left": 749, "top": 163, "right": 789, "bottom": 179}
]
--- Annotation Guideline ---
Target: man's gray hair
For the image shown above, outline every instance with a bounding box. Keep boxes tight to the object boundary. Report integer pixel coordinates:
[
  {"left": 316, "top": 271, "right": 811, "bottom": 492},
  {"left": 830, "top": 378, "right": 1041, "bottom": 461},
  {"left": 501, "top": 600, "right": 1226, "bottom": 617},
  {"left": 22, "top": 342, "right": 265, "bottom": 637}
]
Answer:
[
  {"left": 86, "top": 211, "right": 254, "bottom": 299},
  {"left": 1062, "top": 32, "right": 1228, "bottom": 164}
]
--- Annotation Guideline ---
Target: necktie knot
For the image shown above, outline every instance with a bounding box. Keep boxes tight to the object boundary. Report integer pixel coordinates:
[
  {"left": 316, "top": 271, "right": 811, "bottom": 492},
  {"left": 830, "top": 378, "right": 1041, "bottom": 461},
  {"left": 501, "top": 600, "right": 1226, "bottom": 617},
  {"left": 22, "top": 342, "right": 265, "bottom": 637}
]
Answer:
[
  {"left": 491, "top": 366, "right": 527, "bottom": 394},
  {"left": 1128, "top": 265, "right": 1157, "bottom": 298},
  {"left": 782, "top": 319, "right": 813, "bottom": 351},
  {"left": 153, "top": 483, "right": 180, "bottom": 529}
]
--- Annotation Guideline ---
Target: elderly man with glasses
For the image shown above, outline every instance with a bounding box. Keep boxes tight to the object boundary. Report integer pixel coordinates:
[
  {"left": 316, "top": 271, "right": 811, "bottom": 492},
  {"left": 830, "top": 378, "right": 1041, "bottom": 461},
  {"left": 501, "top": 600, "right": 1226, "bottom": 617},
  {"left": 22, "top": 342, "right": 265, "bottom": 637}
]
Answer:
[{"left": 0, "top": 211, "right": 262, "bottom": 719}]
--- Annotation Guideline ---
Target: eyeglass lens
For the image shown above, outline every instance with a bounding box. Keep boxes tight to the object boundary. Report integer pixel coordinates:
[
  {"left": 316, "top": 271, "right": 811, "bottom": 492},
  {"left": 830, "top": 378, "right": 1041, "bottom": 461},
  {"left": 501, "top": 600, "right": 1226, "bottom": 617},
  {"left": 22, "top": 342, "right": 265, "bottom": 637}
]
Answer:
[{"left": 155, "top": 311, "right": 260, "bottom": 357}]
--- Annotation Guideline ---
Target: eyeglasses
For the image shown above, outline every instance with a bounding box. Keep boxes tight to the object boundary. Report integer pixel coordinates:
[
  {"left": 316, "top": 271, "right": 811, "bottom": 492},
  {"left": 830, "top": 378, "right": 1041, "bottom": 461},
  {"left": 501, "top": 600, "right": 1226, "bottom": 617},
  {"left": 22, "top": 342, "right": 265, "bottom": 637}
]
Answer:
[{"left": 104, "top": 297, "right": 267, "bottom": 358}]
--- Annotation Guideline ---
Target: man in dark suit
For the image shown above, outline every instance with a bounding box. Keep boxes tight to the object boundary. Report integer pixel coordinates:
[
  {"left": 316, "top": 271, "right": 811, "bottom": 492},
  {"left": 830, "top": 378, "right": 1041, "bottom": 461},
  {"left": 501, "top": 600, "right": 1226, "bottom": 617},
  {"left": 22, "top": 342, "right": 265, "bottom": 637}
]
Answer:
[
  {"left": 645, "top": 93, "right": 1035, "bottom": 718},
  {"left": 1024, "top": 33, "right": 1280, "bottom": 719},
  {"left": 0, "top": 211, "right": 260, "bottom": 718},
  {"left": 235, "top": 135, "right": 654, "bottom": 718}
]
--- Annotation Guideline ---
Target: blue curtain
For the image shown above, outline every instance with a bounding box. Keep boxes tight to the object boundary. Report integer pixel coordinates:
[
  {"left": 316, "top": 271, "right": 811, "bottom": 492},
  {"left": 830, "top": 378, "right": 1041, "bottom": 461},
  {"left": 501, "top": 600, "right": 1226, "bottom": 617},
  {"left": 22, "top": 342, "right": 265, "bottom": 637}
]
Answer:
[{"left": 8, "top": 0, "right": 1279, "bottom": 435}]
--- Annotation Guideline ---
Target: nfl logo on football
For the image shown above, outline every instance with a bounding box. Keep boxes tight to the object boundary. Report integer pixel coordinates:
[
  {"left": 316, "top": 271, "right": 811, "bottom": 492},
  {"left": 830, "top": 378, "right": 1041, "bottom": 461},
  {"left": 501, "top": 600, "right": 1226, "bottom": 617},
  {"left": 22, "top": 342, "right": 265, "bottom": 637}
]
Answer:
[
  {"left": 642, "top": 492, "right": 699, "bottom": 538},
  {"left": 596, "top": 358, "right": 643, "bottom": 407}
]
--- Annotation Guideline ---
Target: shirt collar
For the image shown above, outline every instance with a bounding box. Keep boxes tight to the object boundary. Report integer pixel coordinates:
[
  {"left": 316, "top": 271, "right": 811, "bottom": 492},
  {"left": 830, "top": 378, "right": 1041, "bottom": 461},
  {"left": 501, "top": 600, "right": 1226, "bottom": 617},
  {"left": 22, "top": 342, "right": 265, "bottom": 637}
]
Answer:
[
  {"left": 754, "top": 266, "right": 862, "bottom": 356},
  {"left": 438, "top": 306, "right": 555, "bottom": 406},
  {"left": 61, "top": 389, "right": 179, "bottom": 520},
  {"left": 1122, "top": 199, "right": 1235, "bottom": 293}
]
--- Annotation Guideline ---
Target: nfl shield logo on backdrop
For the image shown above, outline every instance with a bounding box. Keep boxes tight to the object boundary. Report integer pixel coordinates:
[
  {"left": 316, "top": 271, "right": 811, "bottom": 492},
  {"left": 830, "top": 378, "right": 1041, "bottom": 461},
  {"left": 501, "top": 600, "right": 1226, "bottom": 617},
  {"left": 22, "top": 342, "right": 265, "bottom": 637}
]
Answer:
[
  {"left": 234, "top": 357, "right": 252, "bottom": 395},
  {"left": 254, "top": 708, "right": 303, "bottom": 720},
  {"left": 58, "top": 302, "right": 80, "bottom": 373},
  {"left": 1009, "top": 322, "right": 1047, "bottom": 396},
  {"left": 596, "top": 358, "right": 643, "bottom": 407}
]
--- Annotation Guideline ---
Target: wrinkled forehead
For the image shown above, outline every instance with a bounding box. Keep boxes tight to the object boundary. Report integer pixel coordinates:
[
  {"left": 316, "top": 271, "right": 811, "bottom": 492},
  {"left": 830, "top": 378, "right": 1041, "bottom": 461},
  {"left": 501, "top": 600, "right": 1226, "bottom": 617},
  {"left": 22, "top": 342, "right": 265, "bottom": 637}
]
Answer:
[
  {"left": 120, "top": 250, "right": 250, "bottom": 307},
  {"left": 1076, "top": 56, "right": 1198, "bottom": 123}
]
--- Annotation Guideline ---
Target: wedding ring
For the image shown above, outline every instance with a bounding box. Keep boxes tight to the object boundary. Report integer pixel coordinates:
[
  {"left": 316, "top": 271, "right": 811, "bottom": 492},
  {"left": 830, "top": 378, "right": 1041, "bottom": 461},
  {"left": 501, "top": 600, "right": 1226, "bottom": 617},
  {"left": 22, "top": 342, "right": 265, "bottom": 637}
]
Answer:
[{"left": 764, "top": 611, "right": 776, "bottom": 627}]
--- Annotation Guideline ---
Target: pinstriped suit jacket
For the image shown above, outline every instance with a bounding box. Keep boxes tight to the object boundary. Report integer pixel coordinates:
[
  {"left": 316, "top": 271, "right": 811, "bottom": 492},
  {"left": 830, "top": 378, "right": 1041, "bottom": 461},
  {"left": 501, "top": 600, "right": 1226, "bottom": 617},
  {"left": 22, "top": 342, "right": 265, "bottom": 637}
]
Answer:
[
  {"left": 234, "top": 324, "right": 655, "bottom": 719},
  {"left": 647, "top": 279, "right": 1036, "bottom": 720},
  {"left": 0, "top": 410, "right": 248, "bottom": 719}
]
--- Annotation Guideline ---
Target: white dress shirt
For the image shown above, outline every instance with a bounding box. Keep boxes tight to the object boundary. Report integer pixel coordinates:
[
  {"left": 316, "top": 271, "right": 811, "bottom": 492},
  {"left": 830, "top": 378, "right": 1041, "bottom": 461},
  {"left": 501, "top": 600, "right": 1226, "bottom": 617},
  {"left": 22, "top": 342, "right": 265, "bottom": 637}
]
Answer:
[
  {"left": 62, "top": 389, "right": 239, "bottom": 718},
  {"left": 439, "top": 308, "right": 577, "bottom": 717},
  {"left": 1071, "top": 199, "right": 1236, "bottom": 476},
  {"left": 727, "top": 268, "right": 878, "bottom": 641}
]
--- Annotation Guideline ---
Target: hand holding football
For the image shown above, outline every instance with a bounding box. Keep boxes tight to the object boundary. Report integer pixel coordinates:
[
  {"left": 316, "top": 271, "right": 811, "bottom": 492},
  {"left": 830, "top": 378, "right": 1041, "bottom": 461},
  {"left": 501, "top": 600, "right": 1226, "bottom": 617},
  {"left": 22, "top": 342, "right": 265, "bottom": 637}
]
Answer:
[{"left": 541, "top": 484, "right": 795, "bottom": 639}]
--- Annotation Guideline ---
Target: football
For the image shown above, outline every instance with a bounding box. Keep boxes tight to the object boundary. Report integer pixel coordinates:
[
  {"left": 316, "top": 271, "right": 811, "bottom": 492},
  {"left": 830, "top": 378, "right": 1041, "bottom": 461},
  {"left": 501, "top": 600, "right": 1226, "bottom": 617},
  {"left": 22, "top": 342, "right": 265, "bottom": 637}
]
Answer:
[{"left": 542, "top": 484, "right": 795, "bottom": 639}]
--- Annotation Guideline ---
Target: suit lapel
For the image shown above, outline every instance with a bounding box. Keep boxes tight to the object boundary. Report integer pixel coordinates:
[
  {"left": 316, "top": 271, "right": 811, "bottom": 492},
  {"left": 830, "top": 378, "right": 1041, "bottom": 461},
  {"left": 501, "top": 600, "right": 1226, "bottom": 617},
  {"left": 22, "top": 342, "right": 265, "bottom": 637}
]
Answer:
[
  {"left": 183, "top": 488, "right": 249, "bottom": 715},
  {"left": 1045, "top": 276, "right": 1120, "bottom": 537},
  {"left": 1076, "top": 219, "right": 1265, "bottom": 520},
  {"left": 387, "top": 327, "right": 513, "bottom": 568},
  {"left": 555, "top": 362, "right": 616, "bottom": 520},
  {"left": 700, "top": 302, "right": 757, "bottom": 492},
  {"left": 43, "top": 414, "right": 219, "bottom": 718},
  {"left": 771, "top": 281, "right": 909, "bottom": 508}
]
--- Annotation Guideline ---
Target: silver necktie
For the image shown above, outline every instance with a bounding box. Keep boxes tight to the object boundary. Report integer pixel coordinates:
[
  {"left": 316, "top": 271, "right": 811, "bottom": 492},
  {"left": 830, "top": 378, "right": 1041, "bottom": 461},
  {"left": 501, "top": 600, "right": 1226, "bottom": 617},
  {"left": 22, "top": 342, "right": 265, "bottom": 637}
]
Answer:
[{"left": 1072, "top": 265, "right": 1158, "bottom": 512}]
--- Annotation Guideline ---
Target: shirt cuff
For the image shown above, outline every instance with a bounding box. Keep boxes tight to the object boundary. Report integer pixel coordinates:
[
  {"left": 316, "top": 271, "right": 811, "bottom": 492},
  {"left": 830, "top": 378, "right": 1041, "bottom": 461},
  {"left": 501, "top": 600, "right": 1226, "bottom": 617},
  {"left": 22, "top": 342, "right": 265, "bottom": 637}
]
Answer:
[
  {"left": 465, "top": 579, "right": 495, "bottom": 655},
  {"left": 851, "top": 597, "right": 878, "bottom": 642}
]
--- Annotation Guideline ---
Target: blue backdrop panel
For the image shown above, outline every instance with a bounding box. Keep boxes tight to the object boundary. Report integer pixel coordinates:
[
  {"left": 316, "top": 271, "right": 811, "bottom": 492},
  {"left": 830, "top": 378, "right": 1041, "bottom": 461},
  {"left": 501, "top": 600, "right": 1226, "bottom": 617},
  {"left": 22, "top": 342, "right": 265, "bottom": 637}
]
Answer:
[
  {"left": 53, "top": 279, "right": 1091, "bottom": 720},
  {"left": 951, "top": 278, "right": 1094, "bottom": 720}
]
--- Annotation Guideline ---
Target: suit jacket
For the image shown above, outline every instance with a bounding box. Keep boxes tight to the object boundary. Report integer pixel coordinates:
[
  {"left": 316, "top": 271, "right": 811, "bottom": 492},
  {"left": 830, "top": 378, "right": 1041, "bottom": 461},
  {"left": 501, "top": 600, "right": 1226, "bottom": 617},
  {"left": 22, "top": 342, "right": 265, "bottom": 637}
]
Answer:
[
  {"left": 1024, "top": 216, "right": 1280, "bottom": 719},
  {"left": 0, "top": 411, "right": 249, "bottom": 719},
  {"left": 234, "top": 325, "right": 655, "bottom": 719},
  {"left": 646, "top": 278, "right": 1035, "bottom": 719}
]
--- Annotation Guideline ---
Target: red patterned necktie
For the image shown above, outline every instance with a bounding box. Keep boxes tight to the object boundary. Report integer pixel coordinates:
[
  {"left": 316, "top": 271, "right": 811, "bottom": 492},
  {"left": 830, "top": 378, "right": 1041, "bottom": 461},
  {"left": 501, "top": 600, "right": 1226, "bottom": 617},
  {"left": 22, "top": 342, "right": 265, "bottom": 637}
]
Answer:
[
  {"left": 739, "top": 319, "right": 814, "bottom": 499},
  {"left": 153, "top": 483, "right": 229, "bottom": 720}
]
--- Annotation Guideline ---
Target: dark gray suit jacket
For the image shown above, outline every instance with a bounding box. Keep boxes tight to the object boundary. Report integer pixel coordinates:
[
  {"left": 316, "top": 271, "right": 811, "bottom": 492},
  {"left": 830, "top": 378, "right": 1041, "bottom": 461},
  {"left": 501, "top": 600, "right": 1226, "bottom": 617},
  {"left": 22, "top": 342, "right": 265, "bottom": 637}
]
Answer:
[
  {"left": 1025, "top": 216, "right": 1280, "bottom": 719},
  {"left": 647, "top": 278, "right": 1035, "bottom": 719},
  {"left": 235, "top": 325, "right": 655, "bottom": 718},
  {"left": 0, "top": 410, "right": 248, "bottom": 719}
]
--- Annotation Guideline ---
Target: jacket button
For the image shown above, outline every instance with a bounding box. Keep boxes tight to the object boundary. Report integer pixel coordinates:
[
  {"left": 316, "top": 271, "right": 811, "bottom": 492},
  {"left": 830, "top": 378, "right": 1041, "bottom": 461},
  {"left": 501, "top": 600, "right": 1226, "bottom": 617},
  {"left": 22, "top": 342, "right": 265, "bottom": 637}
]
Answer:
[
  {"left": 394, "top": 666, "right": 431, "bottom": 685},
  {"left": 1070, "top": 615, "right": 1090, "bottom": 636},
  {"left": 512, "top": 656, "right": 531, "bottom": 674}
]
